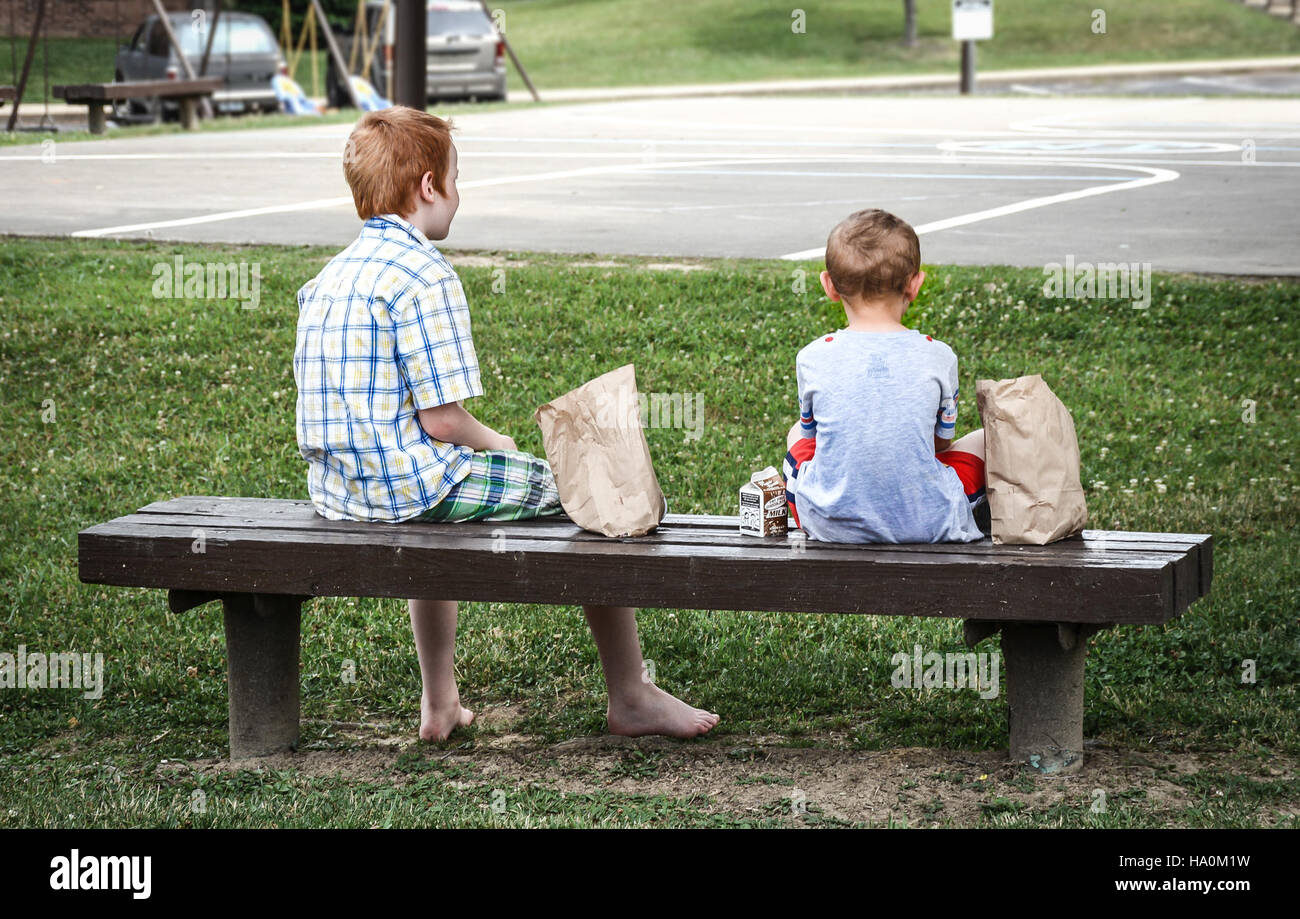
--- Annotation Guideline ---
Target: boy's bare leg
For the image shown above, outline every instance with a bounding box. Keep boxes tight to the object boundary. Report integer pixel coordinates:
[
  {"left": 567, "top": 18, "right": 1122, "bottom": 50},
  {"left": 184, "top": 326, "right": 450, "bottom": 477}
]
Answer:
[
  {"left": 408, "top": 598, "right": 474, "bottom": 741},
  {"left": 944, "top": 427, "right": 985, "bottom": 460},
  {"left": 584, "top": 605, "right": 719, "bottom": 739}
]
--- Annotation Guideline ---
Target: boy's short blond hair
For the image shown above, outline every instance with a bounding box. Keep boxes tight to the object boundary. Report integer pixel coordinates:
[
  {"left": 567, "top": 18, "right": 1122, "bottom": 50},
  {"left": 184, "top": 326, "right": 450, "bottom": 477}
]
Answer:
[
  {"left": 825, "top": 209, "right": 921, "bottom": 300},
  {"left": 343, "top": 106, "right": 455, "bottom": 220}
]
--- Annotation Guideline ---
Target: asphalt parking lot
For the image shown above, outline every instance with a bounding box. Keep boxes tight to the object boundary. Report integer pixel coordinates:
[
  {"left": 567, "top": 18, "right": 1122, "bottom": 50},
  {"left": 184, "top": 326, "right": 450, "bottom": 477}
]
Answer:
[{"left": 2, "top": 92, "right": 1297, "bottom": 274}]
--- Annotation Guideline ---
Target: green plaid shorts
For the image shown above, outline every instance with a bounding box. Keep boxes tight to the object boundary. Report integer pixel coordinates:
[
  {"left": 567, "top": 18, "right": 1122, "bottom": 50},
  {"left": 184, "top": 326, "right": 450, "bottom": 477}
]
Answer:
[{"left": 415, "top": 449, "right": 564, "bottom": 523}]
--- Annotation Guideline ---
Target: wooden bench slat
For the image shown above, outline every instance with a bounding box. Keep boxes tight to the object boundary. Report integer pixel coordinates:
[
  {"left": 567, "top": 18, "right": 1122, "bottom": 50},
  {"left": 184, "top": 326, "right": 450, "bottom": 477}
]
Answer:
[
  {"left": 53, "top": 79, "right": 224, "bottom": 102},
  {"left": 83, "top": 517, "right": 1182, "bottom": 568},
  {"left": 134, "top": 499, "right": 1206, "bottom": 543},
  {"left": 131, "top": 497, "right": 1208, "bottom": 555},
  {"left": 86, "top": 514, "right": 1190, "bottom": 571},
  {"left": 80, "top": 520, "right": 1184, "bottom": 624},
  {"left": 135, "top": 496, "right": 1213, "bottom": 544},
  {"left": 92, "top": 513, "right": 1196, "bottom": 571}
]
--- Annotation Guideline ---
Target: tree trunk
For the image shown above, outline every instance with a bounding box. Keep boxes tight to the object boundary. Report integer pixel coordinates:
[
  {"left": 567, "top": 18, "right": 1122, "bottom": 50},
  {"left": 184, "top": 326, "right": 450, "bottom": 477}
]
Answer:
[{"left": 903, "top": 0, "right": 918, "bottom": 47}]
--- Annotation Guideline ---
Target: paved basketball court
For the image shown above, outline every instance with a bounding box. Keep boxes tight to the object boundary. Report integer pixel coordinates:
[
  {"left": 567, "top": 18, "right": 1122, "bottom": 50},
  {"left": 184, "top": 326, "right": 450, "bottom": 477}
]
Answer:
[{"left": 2, "top": 93, "right": 1297, "bottom": 274}]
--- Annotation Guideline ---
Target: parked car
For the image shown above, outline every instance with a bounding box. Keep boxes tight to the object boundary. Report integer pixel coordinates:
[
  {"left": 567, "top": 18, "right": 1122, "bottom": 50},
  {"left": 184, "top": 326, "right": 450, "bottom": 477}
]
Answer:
[
  {"left": 114, "top": 11, "right": 286, "bottom": 122},
  {"left": 328, "top": 0, "right": 507, "bottom": 107}
]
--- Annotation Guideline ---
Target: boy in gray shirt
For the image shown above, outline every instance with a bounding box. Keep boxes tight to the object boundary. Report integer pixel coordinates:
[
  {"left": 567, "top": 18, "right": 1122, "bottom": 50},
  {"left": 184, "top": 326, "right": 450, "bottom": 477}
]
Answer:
[{"left": 783, "top": 209, "right": 989, "bottom": 543}]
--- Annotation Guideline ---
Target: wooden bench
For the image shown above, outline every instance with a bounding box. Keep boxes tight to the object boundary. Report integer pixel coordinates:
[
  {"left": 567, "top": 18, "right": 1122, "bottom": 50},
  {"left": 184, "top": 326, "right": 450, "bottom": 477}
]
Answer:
[
  {"left": 53, "top": 79, "right": 223, "bottom": 134},
  {"left": 78, "top": 496, "right": 1212, "bottom": 772}
]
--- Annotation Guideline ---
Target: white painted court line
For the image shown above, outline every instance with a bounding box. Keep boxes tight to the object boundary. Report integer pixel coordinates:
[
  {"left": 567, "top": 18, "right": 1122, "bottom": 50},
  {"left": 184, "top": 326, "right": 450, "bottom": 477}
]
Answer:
[
  {"left": 1009, "top": 84, "right": 1057, "bottom": 96},
  {"left": 638, "top": 168, "right": 1132, "bottom": 180},
  {"left": 937, "top": 139, "right": 1241, "bottom": 155},
  {"left": 70, "top": 196, "right": 355, "bottom": 238},
  {"left": 778, "top": 163, "right": 1180, "bottom": 260},
  {"left": 69, "top": 153, "right": 1154, "bottom": 238},
  {"left": 0, "top": 151, "right": 343, "bottom": 162},
  {"left": 71, "top": 156, "right": 819, "bottom": 237}
]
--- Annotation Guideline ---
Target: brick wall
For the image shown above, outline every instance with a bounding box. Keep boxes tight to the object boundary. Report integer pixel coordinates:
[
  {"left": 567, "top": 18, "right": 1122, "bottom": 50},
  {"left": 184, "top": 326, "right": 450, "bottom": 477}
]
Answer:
[{"left": 6, "top": 1, "right": 195, "bottom": 41}]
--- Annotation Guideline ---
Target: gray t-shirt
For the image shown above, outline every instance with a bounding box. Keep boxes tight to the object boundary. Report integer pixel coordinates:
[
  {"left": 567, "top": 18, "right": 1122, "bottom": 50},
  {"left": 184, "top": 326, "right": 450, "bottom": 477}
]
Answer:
[{"left": 788, "top": 328, "right": 984, "bottom": 543}]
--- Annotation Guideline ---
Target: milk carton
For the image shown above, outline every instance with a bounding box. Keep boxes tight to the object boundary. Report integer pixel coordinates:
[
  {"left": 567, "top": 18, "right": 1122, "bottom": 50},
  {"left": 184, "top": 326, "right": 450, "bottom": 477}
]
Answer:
[{"left": 739, "top": 466, "right": 788, "bottom": 537}]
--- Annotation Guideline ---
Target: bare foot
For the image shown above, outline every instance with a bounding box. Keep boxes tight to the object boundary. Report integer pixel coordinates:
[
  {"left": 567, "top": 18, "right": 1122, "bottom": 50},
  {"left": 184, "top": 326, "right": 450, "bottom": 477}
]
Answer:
[
  {"left": 607, "top": 683, "right": 719, "bottom": 739},
  {"left": 419, "top": 693, "right": 474, "bottom": 742}
]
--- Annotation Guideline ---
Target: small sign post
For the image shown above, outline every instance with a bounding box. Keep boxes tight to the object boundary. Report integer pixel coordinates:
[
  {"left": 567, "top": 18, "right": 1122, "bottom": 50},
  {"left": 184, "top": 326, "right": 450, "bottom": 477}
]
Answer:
[{"left": 952, "top": 0, "right": 993, "bottom": 95}]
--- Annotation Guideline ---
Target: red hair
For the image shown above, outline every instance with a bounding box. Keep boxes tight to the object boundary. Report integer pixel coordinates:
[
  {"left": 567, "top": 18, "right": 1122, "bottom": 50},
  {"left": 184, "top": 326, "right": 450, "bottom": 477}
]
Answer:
[{"left": 343, "top": 106, "right": 455, "bottom": 219}]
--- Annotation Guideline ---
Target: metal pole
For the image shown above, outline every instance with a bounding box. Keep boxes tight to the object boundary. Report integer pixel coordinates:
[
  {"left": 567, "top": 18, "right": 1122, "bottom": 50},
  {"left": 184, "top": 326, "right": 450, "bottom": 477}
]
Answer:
[
  {"left": 148, "top": 0, "right": 213, "bottom": 118},
  {"left": 394, "top": 0, "right": 426, "bottom": 109},
  {"left": 960, "top": 39, "right": 975, "bottom": 95},
  {"left": 199, "top": 0, "right": 224, "bottom": 76},
  {"left": 149, "top": 0, "right": 198, "bottom": 79},
  {"left": 475, "top": 0, "right": 539, "bottom": 102},
  {"left": 310, "top": 0, "right": 363, "bottom": 109},
  {"left": 5, "top": 0, "right": 46, "bottom": 133}
]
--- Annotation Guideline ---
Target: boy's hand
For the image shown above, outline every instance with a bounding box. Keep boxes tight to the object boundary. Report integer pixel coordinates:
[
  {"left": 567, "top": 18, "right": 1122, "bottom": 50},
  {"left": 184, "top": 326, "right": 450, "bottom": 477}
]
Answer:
[{"left": 418, "top": 402, "right": 515, "bottom": 453}]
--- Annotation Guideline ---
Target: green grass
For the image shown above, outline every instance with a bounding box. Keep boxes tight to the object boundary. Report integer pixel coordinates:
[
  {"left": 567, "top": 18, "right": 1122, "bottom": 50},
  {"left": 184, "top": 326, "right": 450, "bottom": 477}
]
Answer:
[
  {"left": 0, "top": 238, "right": 1297, "bottom": 827},
  {"left": 493, "top": 0, "right": 1300, "bottom": 90}
]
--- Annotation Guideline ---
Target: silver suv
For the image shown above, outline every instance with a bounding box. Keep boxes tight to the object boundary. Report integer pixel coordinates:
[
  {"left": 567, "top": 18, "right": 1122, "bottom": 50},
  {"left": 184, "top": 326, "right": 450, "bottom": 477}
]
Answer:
[{"left": 330, "top": 1, "right": 507, "bottom": 106}]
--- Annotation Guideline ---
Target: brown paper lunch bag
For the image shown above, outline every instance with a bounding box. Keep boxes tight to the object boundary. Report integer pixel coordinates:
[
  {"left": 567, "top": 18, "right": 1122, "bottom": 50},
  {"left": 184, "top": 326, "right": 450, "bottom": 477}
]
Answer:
[
  {"left": 534, "top": 364, "right": 666, "bottom": 538},
  {"left": 975, "top": 374, "right": 1089, "bottom": 545}
]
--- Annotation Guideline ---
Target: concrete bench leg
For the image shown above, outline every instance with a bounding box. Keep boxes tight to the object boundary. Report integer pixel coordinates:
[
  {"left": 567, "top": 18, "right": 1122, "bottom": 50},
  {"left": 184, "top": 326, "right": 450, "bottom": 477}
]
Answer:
[
  {"left": 86, "top": 104, "right": 106, "bottom": 134},
  {"left": 1000, "top": 622, "right": 1095, "bottom": 775},
  {"left": 179, "top": 97, "right": 200, "bottom": 131},
  {"left": 967, "top": 620, "right": 1110, "bottom": 774},
  {"left": 222, "top": 593, "right": 302, "bottom": 758}
]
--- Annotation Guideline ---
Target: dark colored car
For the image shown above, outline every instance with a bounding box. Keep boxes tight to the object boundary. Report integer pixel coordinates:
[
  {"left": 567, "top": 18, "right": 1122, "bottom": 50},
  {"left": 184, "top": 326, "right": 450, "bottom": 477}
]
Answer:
[{"left": 114, "top": 12, "right": 286, "bottom": 122}]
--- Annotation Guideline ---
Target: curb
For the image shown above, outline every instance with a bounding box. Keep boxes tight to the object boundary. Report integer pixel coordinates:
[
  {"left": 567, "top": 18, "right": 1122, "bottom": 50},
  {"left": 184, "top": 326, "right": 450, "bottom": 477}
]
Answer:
[{"left": 503, "top": 56, "right": 1300, "bottom": 103}]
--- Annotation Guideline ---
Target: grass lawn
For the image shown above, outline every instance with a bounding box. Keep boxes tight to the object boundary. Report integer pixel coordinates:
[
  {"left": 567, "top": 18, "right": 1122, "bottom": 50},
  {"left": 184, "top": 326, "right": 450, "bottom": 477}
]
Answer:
[
  {"left": 8, "top": 0, "right": 1300, "bottom": 107},
  {"left": 494, "top": 0, "right": 1300, "bottom": 89},
  {"left": 0, "top": 237, "right": 1297, "bottom": 828}
]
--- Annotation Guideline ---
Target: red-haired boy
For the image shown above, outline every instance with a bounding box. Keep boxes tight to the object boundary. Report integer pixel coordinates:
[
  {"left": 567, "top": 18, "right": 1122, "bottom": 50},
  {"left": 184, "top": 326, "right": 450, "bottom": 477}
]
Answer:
[{"left": 295, "top": 108, "right": 718, "bottom": 741}]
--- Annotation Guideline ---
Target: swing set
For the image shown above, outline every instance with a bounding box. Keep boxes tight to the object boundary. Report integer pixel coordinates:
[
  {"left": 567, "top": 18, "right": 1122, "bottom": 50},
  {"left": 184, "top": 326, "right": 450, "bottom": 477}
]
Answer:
[
  {"left": 281, "top": 0, "right": 389, "bottom": 106},
  {"left": 3, "top": 0, "right": 54, "bottom": 132},
  {"left": 5, "top": 0, "right": 222, "bottom": 134},
  {"left": 279, "top": 0, "right": 538, "bottom": 111},
  {"left": 2, "top": 0, "right": 538, "bottom": 134}
]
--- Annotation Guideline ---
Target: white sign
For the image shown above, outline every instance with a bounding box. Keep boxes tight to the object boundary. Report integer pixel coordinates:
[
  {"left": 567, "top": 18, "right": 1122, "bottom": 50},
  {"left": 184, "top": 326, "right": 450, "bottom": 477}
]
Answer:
[{"left": 953, "top": 0, "right": 993, "bottom": 41}]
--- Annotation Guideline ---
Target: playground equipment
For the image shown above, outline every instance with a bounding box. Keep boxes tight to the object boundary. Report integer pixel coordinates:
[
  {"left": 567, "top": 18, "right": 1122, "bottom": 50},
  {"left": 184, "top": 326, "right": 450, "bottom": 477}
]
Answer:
[
  {"left": 4, "top": 0, "right": 54, "bottom": 132},
  {"left": 288, "top": 0, "right": 538, "bottom": 111}
]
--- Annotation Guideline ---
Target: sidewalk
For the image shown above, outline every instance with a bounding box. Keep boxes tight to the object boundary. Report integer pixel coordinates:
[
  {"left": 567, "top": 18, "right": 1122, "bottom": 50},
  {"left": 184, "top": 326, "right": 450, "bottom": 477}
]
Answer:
[
  {"left": 6, "top": 55, "right": 1299, "bottom": 124},
  {"left": 506, "top": 55, "right": 1300, "bottom": 103}
]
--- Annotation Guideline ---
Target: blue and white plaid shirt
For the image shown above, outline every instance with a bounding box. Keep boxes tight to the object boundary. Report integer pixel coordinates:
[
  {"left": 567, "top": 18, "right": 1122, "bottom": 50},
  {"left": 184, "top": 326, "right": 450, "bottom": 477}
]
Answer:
[{"left": 294, "top": 214, "right": 482, "bottom": 522}]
